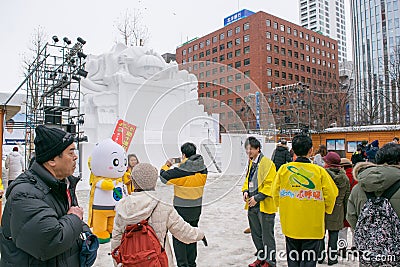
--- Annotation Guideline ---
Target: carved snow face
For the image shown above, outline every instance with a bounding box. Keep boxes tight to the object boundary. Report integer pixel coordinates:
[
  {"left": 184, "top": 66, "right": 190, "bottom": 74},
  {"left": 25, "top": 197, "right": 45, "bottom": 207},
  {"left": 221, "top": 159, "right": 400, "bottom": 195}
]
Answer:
[{"left": 91, "top": 138, "right": 127, "bottom": 178}]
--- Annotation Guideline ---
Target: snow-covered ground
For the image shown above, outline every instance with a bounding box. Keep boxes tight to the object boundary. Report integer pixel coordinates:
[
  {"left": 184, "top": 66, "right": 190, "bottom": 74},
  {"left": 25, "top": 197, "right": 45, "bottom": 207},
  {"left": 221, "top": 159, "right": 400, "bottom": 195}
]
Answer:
[{"left": 78, "top": 174, "right": 357, "bottom": 267}]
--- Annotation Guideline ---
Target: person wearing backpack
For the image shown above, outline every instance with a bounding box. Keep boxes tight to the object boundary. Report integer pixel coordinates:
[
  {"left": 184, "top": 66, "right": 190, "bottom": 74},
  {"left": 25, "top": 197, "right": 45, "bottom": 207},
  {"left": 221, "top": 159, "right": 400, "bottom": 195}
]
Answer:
[
  {"left": 271, "top": 139, "right": 292, "bottom": 171},
  {"left": 347, "top": 143, "right": 400, "bottom": 266},
  {"left": 111, "top": 163, "right": 207, "bottom": 267}
]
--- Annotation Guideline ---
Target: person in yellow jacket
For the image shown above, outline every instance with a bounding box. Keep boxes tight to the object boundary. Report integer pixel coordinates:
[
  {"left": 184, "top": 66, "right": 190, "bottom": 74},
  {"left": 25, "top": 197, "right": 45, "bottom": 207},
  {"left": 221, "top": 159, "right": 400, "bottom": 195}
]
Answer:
[
  {"left": 242, "top": 137, "right": 277, "bottom": 267},
  {"left": 272, "top": 134, "right": 338, "bottom": 267}
]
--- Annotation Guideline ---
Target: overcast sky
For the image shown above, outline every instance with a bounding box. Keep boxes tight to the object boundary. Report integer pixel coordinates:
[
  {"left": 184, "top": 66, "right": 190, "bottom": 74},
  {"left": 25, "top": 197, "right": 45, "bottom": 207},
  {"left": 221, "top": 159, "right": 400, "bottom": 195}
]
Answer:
[{"left": 0, "top": 0, "right": 352, "bottom": 93}]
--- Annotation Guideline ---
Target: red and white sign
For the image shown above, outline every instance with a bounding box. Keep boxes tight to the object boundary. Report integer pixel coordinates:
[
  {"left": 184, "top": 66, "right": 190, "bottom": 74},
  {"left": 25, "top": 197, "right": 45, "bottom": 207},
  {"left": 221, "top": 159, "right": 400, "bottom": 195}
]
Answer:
[{"left": 111, "top": 119, "right": 136, "bottom": 151}]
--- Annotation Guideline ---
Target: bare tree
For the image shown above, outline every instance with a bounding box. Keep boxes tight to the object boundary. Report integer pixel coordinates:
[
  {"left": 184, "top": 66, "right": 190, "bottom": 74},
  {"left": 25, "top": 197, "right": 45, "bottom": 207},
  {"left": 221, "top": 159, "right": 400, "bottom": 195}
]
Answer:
[
  {"left": 115, "top": 9, "right": 149, "bottom": 46},
  {"left": 21, "top": 26, "right": 48, "bottom": 113}
]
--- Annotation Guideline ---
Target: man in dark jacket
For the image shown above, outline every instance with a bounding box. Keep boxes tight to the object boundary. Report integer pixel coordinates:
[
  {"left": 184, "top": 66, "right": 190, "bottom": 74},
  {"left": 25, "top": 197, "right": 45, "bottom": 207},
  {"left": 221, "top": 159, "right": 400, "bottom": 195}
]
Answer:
[
  {"left": 272, "top": 139, "right": 292, "bottom": 171},
  {"left": 1, "top": 125, "right": 88, "bottom": 267},
  {"left": 160, "top": 142, "right": 207, "bottom": 267},
  {"left": 366, "top": 140, "right": 379, "bottom": 163}
]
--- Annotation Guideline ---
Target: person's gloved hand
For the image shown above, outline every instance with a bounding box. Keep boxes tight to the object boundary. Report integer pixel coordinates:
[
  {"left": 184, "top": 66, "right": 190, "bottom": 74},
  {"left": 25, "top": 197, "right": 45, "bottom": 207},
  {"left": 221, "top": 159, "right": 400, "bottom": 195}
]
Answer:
[{"left": 202, "top": 236, "right": 208, "bottom": 247}]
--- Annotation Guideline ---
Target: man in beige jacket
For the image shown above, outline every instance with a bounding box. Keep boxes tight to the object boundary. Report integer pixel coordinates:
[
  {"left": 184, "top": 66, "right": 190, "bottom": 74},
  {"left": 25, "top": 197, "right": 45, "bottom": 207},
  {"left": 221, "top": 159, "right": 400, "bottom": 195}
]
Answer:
[{"left": 111, "top": 163, "right": 207, "bottom": 267}]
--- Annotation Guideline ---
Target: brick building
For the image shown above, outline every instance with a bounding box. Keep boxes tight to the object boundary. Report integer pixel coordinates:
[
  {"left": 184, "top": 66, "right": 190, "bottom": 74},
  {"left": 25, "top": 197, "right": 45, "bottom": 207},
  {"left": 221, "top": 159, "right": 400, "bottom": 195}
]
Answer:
[{"left": 176, "top": 10, "right": 340, "bottom": 133}]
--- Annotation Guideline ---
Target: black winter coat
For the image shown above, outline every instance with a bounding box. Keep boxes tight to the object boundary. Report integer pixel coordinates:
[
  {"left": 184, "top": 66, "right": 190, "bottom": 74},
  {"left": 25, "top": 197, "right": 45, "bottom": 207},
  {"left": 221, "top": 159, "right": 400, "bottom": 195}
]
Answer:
[
  {"left": 0, "top": 162, "right": 86, "bottom": 267},
  {"left": 272, "top": 145, "right": 292, "bottom": 171}
]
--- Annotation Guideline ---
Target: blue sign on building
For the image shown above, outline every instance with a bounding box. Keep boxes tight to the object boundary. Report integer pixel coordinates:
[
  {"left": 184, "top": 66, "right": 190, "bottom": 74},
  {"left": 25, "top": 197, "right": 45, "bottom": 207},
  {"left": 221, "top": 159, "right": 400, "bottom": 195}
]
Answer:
[
  {"left": 224, "top": 9, "right": 255, "bottom": 26},
  {"left": 255, "top": 91, "right": 260, "bottom": 130}
]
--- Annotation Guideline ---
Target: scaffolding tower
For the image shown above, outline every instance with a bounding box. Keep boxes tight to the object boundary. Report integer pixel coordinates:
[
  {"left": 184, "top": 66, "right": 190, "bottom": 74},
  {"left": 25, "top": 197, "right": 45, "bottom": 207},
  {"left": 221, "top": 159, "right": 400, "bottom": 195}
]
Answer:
[{"left": 6, "top": 37, "right": 87, "bottom": 167}]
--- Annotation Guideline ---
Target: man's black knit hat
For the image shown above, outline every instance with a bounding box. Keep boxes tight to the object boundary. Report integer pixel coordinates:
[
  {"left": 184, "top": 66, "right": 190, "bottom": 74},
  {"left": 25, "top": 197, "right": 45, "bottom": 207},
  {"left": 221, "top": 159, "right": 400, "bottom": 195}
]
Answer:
[{"left": 34, "top": 125, "right": 75, "bottom": 164}]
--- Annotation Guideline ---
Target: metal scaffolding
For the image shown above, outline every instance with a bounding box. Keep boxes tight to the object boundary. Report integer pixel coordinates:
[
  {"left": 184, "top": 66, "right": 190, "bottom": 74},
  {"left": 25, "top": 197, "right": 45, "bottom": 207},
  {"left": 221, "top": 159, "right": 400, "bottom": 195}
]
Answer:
[{"left": 5, "top": 37, "right": 87, "bottom": 166}]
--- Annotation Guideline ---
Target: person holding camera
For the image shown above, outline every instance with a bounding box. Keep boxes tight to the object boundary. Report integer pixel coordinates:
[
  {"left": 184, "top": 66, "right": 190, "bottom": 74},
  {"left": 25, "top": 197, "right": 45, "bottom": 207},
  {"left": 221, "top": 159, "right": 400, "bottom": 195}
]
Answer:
[{"left": 160, "top": 142, "right": 208, "bottom": 267}]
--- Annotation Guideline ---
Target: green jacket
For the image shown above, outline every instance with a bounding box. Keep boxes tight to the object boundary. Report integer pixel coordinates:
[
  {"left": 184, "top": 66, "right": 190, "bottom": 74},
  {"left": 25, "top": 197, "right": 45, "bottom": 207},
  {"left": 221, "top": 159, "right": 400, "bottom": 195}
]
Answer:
[
  {"left": 346, "top": 162, "right": 400, "bottom": 229},
  {"left": 325, "top": 168, "right": 350, "bottom": 231}
]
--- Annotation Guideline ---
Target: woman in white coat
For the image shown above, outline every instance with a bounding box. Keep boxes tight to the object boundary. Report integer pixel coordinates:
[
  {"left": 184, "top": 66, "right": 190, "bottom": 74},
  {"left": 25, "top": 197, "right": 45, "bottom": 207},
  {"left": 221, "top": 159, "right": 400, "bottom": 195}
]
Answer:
[
  {"left": 5, "top": 147, "right": 24, "bottom": 186},
  {"left": 111, "top": 163, "right": 206, "bottom": 267}
]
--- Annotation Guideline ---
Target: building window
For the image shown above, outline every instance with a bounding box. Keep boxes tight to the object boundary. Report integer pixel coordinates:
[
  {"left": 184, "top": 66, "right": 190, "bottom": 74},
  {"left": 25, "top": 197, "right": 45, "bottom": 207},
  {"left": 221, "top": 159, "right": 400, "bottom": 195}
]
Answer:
[
  {"left": 212, "top": 47, "right": 218, "bottom": 53},
  {"left": 220, "top": 44, "right": 225, "bottom": 51},
  {"left": 227, "top": 29, "right": 233, "bottom": 37},
  {"left": 200, "top": 42, "right": 204, "bottom": 48},
  {"left": 281, "top": 48, "right": 286, "bottom": 55},
  {"left": 288, "top": 73, "right": 293, "bottom": 80},
  {"left": 213, "top": 90, "right": 218, "bottom": 97},
  {"left": 236, "top": 98, "right": 241, "bottom": 105},
  {"left": 288, "top": 61, "right": 293, "bottom": 68},
  {"left": 235, "top": 49, "right": 241, "bottom": 56},
  {"left": 266, "top": 19, "right": 271, "bottom": 27},
  {"left": 212, "top": 57, "right": 217, "bottom": 62},
  {"left": 199, "top": 52, "right": 204, "bottom": 58},
  {"left": 266, "top": 31, "right": 271, "bottom": 39},
  {"left": 288, "top": 39, "right": 292, "bottom": 46},
  {"left": 220, "top": 54, "right": 225, "bottom": 61},
  {"left": 235, "top": 61, "right": 241, "bottom": 68},
  {"left": 274, "top": 45, "right": 279, "bottom": 53},
  {"left": 244, "top": 58, "right": 250, "bottom": 66},
  {"left": 227, "top": 52, "right": 233, "bottom": 59},
  {"left": 274, "top": 70, "right": 280, "bottom": 77},
  {"left": 274, "top": 22, "right": 278, "bottom": 29},
  {"left": 235, "top": 38, "right": 241, "bottom": 45},
  {"left": 235, "top": 85, "right": 241, "bottom": 92},
  {"left": 274, "top": 34, "right": 278, "bottom": 41},
  {"left": 293, "top": 29, "right": 298, "bottom": 36},
  {"left": 244, "top": 70, "right": 250, "bottom": 78},
  {"left": 244, "top": 22, "right": 250, "bottom": 31},
  {"left": 244, "top": 46, "right": 250, "bottom": 54},
  {"left": 287, "top": 26, "right": 291, "bottom": 34},
  {"left": 220, "top": 112, "right": 225, "bottom": 120},
  {"left": 227, "top": 75, "right": 233, "bottom": 82},
  {"left": 220, "top": 77, "right": 225, "bottom": 84},
  {"left": 206, "top": 92, "right": 210, "bottom": 97},
  {"left": 188, "top": 47, "right": 192, "bottom": 53},
  {"left": 235, "top": 26, "right": 241, "bottom": 34},
  {"left": 267, "top": 68, "right": 272, "bottom": 76},
  {"left": 220, "top": 88, "right": 225, "bottom": 95},
  {"left": 220, "top": 33, "right": 225, "bottom": 40},
  {"left": 206, "top": 49, "right": 211, "bottom": 56},
  {"left": 288, "top": 50, "right": 292, "bottom": 56},
  {"left": 244, "top": 83, "right": 250, "bottom": 90},
  {"left": 282, "top": 60, "right": 286, "bottom": 67},
  {"left": 228, "top": 99, "right": 233, "bottom": 106},
  {"left": 281, "top": 36, "right": 285, "bottom": 43},
  {"left": 244, "top": 34, "right": 250, "bottom": 42},
  {"left": 266, "top": 44, "right": 271, "bottom": 51},
  {"left": 194, "top": 44, "right": 198, "bottom": 51},
  {"left": 267, "top": 82, "right": 272, "bottom": 89},
  {"left": 212, "top": 36, "right": 218, "bottom": 43},
  {"left": 227, "top": 41, "right": 233, "bottom": 48},
  {"left": 282, "top": 72, "right": 286, "bottom": 79},
  {"left": 220, "top": 66, "right": 225, "bottom": 73},
  {"left": 267, "top": 56, "right": 272, "bottom": 63},
  {"left": 280, "top": 24, "right": 285, "bottom": 31},
  {"left": 274, "top": 58, "right": 279, "bottom": 65},
  {"left": 193, "top": 54, "right": 198, "bottom": 60},
  {"left": 235, "top": 73, "right": 241, "bottom": 80},
  {"left": 182, "top": 49, "right": 186, "bottom": 55}
]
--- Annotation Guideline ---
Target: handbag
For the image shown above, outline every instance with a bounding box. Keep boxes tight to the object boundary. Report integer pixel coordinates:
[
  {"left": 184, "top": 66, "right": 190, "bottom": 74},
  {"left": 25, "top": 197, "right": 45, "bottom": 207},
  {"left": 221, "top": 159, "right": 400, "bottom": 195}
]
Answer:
[{"left": 80, "top": 231, "right": 100, "bottom": 267}]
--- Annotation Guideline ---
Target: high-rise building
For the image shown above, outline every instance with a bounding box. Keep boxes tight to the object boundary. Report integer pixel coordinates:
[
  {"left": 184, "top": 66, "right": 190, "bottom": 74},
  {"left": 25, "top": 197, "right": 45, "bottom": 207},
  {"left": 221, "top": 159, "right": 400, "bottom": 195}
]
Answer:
[
  {"left": 299, "top": 0, "right": 347, "bottom": 62},
  {"left": 352, "top": 0, "right": 400, "bottom": 124},
  {"left": 176, "top": 10, "right": 341, "bottom": 132}
]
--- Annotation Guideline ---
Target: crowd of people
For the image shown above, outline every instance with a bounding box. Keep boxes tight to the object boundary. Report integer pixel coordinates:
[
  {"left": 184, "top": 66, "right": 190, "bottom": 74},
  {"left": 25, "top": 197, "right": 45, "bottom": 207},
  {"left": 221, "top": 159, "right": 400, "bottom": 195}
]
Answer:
[{"left": 0, "top": 126, "right": 399, "bottom": 267}]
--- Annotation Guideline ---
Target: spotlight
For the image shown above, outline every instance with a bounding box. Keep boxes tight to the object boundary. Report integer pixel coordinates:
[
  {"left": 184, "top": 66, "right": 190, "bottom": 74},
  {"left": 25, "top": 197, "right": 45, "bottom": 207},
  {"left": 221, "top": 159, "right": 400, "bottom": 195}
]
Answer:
[
  {"left": 70, "top": 58, "right": 75, "bottom": 64},
  {"left": 52, "top": 35, "right": 59, "bottom": 43},
  {"left": 72, "top": 75, "right": 81, "bottom": 82},
  {"left": 77, "top": 37, "right": 86, "bottom": 45},
  {"left": 77, "top": 69, "right": 88, "bottom": 78},
  {"left": 63, "top": 37, "right": 72, "bottom": 45},
  {"left": 77, "top": 51, "right": 87, "bottom": 59}
]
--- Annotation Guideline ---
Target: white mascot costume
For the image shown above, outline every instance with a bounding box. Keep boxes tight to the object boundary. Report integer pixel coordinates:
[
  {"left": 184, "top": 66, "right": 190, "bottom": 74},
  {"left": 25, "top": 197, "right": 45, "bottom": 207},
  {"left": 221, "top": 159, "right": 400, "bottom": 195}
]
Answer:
[{"left": 88, "top": 138, "right": 128, "bottom": 244}]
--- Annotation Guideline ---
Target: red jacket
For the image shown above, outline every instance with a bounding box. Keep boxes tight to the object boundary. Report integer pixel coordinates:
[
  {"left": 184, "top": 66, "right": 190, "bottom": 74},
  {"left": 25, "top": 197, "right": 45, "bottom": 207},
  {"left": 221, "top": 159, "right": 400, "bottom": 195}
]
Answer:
[{"left": 344, "top": 167, "right": 358, "bottom": 227}]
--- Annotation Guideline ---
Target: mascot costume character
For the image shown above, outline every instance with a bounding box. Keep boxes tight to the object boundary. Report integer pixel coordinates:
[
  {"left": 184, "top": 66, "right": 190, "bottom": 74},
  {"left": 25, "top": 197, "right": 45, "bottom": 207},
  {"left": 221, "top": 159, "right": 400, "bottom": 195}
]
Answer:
[{"left": 88, "top": 138, "right": 128, "bottom": 243}]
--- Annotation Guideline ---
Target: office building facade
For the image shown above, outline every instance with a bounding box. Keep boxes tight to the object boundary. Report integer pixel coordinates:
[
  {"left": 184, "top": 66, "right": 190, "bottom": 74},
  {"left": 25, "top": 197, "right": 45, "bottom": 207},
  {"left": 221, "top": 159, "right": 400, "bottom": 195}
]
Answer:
[
  {"left": 176, "top": 11, "right": 340, "bottom": 132},
  {"left": 300, "top": 0, "right": 347, "bottom": 62},
  {"left": 352, "top": 0, "right": 400, "bottom": 124}
]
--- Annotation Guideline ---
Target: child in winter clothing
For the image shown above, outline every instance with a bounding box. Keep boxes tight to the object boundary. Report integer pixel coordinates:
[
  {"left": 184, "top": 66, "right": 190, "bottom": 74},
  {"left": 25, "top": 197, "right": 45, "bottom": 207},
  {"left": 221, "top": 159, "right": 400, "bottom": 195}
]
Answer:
[{"left": 112, "top": 163, "right": 206, "bottom": 267}]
